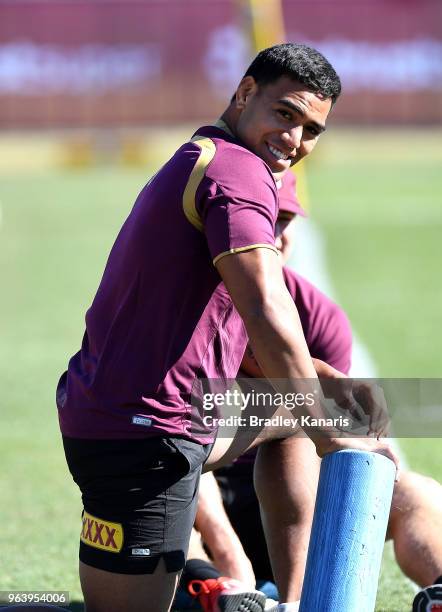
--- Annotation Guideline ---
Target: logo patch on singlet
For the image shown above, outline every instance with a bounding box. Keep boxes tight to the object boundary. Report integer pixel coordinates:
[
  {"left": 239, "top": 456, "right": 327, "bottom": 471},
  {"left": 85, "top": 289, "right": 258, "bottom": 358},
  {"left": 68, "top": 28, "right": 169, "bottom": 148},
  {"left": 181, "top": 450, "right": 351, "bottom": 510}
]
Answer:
[
  {"left": 132, "top": 416, "right": 152, "bottom": 427},
  {"left": 80, "top": 511, "right": 123, "bottom": 553},
  {"left": 132, "top": 548, "right": 151, "bottom": 556}
]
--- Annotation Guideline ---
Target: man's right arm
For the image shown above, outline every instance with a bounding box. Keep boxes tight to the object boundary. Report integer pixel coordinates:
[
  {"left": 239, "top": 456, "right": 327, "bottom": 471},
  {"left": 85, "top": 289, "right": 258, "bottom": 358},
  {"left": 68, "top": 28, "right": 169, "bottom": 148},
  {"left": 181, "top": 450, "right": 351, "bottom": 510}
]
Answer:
[
  {"left": 215, "top": 246, "right": 400, "bottom": 469},
  {"left": 216, "top": 248, "right": 317, "bottom": 381}
]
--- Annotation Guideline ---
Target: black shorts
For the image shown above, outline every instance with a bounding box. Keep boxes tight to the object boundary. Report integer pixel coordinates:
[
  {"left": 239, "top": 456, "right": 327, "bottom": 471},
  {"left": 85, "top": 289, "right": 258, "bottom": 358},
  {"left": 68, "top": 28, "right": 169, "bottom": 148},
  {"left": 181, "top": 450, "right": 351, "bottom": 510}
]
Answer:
[
  {"left": 214, "top": 461, "right": 273, "bottom": 581},
  {"left": 62, "top": 435, "right": 211, "bottom": 575}
]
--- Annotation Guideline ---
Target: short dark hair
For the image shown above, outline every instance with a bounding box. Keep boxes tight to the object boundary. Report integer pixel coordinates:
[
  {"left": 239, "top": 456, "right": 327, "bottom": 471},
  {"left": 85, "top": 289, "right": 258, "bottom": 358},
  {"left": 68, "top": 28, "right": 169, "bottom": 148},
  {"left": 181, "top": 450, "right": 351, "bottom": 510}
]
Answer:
[{"left": 243, "top": 43, "right": 341, "bottom": 104}]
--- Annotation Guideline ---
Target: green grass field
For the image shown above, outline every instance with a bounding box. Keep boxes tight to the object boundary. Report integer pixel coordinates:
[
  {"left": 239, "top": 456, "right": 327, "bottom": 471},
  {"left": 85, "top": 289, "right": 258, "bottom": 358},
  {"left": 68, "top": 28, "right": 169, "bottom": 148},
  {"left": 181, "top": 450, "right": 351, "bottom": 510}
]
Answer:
[{"left": 0, "top": 128, "right": 441, "bottom": 611}]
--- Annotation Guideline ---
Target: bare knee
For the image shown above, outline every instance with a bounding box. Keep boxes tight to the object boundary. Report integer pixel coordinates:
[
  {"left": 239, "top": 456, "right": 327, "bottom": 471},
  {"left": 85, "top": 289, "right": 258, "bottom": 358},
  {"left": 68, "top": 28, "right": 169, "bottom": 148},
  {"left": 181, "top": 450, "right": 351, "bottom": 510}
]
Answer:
[
  {"left": 289, "top": 481, "right": 317, "bottom": 526},
  {"left": 254, "top": 438, "right": 318, "bottom": 526},
  {"left": 392, "top": 471, "right": 440, "bottom": 511},
  {"left": 388, "top": 471, "right": 441, "bottom": 539}
]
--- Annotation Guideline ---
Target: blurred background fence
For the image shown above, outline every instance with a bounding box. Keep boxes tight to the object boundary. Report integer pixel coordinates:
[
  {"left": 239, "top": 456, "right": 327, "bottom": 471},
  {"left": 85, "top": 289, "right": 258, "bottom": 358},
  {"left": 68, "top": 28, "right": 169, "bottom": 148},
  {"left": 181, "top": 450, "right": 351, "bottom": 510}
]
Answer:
[{"left": 1, "top": 0, "right": 441, "bottom": 129}]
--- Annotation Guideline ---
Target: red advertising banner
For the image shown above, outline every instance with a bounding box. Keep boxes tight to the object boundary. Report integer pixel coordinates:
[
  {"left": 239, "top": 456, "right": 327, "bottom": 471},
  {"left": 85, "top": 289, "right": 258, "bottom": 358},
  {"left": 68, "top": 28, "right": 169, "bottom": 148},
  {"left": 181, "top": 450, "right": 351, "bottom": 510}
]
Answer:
[{"left": 0, "top": 0, "right": 440, "bottom": 128}]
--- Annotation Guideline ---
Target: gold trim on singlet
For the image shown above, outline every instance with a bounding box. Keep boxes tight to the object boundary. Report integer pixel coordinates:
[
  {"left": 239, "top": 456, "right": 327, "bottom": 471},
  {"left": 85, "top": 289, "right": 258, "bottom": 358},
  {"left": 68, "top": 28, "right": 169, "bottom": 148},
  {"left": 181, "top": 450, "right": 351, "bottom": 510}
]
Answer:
[
  {"left": 182, "top": 136, "right": 217, "bottom": 232},
  {"left": 184, "top": 128, "right": 277, "bottom": 266},
  {"left": 214, "top": 119, "right": 235, "bottom": 138},
  {"left": 213, "top": 244, "right": 279, "bottom": 266}
]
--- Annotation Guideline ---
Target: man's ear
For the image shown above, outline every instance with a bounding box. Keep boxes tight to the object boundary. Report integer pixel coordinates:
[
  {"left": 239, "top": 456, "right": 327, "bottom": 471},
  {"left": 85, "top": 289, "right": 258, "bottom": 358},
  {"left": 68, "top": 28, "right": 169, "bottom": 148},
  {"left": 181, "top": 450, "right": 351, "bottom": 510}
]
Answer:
[{"left": 235, "top": 76, "right": 258, "bottom": 109}]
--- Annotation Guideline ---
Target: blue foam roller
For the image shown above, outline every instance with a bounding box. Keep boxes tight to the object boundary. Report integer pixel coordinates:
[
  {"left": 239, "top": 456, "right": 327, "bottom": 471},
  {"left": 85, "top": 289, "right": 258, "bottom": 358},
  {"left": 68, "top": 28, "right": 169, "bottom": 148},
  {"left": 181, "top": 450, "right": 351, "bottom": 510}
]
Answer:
[{"left": 299, "top": 449, "right": 395, "bottom": 612}]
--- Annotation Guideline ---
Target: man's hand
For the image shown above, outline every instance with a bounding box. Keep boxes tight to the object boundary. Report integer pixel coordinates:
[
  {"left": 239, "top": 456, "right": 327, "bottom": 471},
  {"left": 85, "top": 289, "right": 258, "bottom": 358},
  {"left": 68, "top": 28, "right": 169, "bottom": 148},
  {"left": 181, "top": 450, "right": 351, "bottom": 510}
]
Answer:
[
  {"left": 350, "top": 380, "right": 390, "bottom": 437},
  {"left": 307, "top": 360, "right": 397, "bottom": 473},
  {"left": 313, "top": 360, "right": 390, "bottom": 439},
  {"left": 314, "top": 435, "right": 400, "bottom": 480}
]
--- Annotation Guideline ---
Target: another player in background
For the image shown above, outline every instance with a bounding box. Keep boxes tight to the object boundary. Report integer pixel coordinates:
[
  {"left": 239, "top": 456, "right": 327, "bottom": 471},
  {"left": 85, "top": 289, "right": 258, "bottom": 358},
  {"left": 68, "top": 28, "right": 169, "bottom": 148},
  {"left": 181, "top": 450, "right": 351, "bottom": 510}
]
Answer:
[{"left": 176, "top": 175, "right": 442, "bottom": 612}]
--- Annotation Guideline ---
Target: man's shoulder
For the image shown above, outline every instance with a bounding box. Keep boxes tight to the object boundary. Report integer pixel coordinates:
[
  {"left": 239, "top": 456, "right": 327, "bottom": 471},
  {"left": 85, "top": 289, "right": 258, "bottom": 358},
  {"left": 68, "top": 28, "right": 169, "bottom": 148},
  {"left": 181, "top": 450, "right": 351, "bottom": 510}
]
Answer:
[{"left": 192, "top": 125, "right": 276, "bottom": 194}]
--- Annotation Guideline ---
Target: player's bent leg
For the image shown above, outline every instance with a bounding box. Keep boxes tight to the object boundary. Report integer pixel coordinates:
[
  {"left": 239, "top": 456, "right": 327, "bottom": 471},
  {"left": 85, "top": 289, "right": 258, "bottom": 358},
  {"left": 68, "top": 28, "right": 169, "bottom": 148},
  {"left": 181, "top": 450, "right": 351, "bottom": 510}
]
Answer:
[
  {"left": 204, "top": 406, "right": 316, "bottom": 606},
  {"left": 386, "top": 470, "right": 442, "bottom": 586},
  {"left": 254, "top": 436, "right": 320, "bottom": 603},
  {"left": 62, "top": 436, "right": 211, "bottom": 612},
  {"left": 80, "top": 558, "right": 179, "bottom": 612}
]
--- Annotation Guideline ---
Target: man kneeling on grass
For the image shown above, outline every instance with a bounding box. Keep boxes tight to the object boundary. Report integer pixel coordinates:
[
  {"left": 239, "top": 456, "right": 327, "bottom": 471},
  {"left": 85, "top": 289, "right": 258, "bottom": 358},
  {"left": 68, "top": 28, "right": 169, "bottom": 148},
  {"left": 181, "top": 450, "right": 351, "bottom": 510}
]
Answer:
[{"left": 58, "top": 43, "right": 398, "bottom": 612}]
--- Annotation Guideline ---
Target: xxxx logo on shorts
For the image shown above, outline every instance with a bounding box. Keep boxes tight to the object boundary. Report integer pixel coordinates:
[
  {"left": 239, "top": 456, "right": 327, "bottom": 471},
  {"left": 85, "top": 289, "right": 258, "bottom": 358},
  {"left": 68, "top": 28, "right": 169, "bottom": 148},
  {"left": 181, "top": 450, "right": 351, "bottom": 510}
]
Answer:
[{"left": 80, "top": 511, "right": 123, "bottom": 553}]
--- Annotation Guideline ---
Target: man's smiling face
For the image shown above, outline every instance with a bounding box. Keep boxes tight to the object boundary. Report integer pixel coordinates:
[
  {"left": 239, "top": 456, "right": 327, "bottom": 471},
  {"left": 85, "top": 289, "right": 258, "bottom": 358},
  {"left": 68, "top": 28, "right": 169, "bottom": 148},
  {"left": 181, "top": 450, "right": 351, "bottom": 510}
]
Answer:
[{"left": 233, "top": 75, "right": 332, "bottom": 173}]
